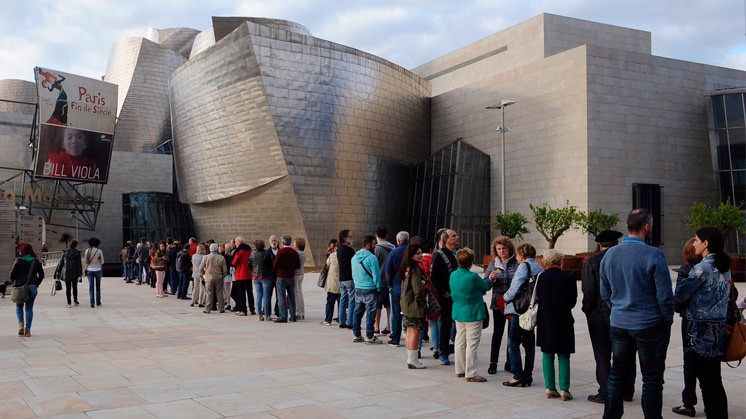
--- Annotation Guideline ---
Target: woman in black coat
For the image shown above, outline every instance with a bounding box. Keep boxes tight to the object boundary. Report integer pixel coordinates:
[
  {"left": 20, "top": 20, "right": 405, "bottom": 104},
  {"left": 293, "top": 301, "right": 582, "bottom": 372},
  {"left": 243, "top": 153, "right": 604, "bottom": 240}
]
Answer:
[
  {"left": 55, "top": 240, "right": 83, "bottom": 307},
  {"left": 536, "top": 249, "right": 577, "bottom": 401}
]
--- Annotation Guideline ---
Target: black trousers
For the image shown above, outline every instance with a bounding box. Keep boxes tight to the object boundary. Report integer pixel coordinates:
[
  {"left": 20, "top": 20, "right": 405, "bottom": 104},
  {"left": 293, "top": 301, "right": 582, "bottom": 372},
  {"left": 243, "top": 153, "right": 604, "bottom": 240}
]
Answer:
[
  {"left": 490, "top": 308, "right": 510, "bottom": 364},
  {"left": 680, "top": 319, "right": 698, "bottom": 407},
  {"left": 690, "top": 352, "right": 728, "bottom": 418},
  {"left": 588, "top": 320, "right": 636, "bottom": 399},
  {"left": 231, "top": 280, "right": 253, "bottom": 313},
  {"left": 439, "top": 298, "right": 453, "bottom": 356},
  {"left": 64, "top": 278, "right": 78, "bottom": 305}
]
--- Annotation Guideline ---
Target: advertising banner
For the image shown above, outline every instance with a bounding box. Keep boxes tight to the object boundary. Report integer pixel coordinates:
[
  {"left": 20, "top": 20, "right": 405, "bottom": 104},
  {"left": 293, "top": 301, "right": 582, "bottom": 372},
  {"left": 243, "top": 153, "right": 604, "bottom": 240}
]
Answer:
[{"left": 33, "top": 67, "right": 117, "bottom": 184}]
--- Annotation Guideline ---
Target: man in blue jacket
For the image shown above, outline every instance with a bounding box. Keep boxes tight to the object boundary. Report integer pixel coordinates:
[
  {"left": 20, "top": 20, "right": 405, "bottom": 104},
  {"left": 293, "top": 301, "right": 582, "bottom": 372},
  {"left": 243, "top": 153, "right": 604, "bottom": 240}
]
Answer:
[
  {"left": 600, "top": 208, "right": 674, "bottom": 419},
  {"left": 383, "top": 231, "right": 409, "bottom": 346},
  {"left": 352, "top": 235, "right": 383, "bottom": 344}
]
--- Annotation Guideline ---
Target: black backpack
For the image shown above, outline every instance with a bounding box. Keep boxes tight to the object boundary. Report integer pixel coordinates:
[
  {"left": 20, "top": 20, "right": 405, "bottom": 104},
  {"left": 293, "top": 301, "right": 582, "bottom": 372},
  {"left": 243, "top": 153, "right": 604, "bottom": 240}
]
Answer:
[{"left": 512, "top": 262, "right": 537, "bottom": 314}]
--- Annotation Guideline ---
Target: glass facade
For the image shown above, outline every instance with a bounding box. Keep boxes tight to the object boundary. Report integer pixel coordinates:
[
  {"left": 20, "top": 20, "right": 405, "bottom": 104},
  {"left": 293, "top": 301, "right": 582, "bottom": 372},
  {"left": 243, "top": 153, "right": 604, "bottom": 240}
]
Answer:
[
  {"left": 407, "top": 140, "right": 491, "bottom": 258},
  {"left": 122, "top": 192, "right": 195, "bottom": 244},
  {"left": 708, "top": 89, "right": 746, "bottom": 251}
]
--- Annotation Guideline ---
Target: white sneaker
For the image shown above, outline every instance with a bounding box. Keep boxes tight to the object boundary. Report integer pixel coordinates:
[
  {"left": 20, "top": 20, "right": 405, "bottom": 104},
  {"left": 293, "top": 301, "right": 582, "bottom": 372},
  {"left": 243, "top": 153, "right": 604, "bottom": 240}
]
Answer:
[
  {"left": 352, "top": 335, "right": 364, "bottom": 343},
  {"left": 407, "top": 360, "right": 426, "bottom": 369},
  {"left": 365, "top": 336, "right": 383, "bottom": 345}
]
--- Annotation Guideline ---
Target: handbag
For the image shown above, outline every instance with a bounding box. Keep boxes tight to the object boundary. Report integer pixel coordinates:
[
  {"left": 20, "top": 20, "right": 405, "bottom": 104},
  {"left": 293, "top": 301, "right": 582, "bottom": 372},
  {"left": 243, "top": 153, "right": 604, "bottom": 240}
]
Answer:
[
  {"left": 11, "top": 260, "right": 36, "bottom": 304},
  {"left": 482, "top": 302, "right": 490, "bottom": 329},
  {"left": 317, "top": 266, "right": 329, "bottom": 288},
  {"left": 519, "top": 272, "right": 542, "bottom": 331},
  {"left": 511, "top": 262, "right": 534, "bottom": 314},
  {"left": 426, "top": 282, "right": 442, "bottom": 320},
  {"left": 723, "top": 283, "right": 746, "bottom": 367},
  {"left": 52, "top": 279, "right": 63, "bottom": 296}
]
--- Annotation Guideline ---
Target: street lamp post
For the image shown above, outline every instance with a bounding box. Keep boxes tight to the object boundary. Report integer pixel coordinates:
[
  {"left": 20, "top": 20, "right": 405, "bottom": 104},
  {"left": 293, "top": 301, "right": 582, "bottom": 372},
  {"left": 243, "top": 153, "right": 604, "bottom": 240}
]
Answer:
[{"left": 486, "top": 100, "right": 515, "bottom": 214}]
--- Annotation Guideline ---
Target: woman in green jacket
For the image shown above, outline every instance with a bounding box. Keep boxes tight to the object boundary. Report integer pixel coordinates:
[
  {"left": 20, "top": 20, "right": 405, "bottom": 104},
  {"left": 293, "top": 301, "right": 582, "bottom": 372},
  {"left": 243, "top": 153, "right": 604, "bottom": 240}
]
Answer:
[
  {"left": 449, "top": 247, "right": 492, "bottom": 382},
  {"left": 400, "top": 243, "right": 427, "bottom": 369}
]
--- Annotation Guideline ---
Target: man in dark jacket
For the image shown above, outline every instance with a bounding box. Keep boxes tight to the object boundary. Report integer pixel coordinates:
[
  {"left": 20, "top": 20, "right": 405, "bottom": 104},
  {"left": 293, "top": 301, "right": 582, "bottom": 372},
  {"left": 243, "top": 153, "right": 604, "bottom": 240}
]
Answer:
[
  {"left": 273, "top": 235, "right": 301, "bottom": 323},
  {"left": 337, "top": 229, "right": 356, "bottom": 329},
  {"left": 582, "top": 230, "right": 636, "bottom": 404},
  {"left": 430, "top": 229, "right": 459, "bottom": 365},
  {"left": 383, "top": 231, "right": 409, "bottom": 346}
]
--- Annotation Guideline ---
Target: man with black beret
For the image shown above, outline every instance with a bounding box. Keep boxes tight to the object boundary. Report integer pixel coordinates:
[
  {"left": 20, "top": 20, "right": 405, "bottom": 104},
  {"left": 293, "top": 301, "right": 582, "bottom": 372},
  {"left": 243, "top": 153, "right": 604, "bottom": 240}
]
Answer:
[{"left": 581, "top": 230, "right": 635, "bottom": 404}]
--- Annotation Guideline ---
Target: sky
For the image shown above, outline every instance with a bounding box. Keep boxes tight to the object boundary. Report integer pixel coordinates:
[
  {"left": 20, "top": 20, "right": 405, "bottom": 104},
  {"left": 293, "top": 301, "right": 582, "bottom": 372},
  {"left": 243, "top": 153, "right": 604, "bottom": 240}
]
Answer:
[{"left": 1, "top": 0, "right": 745, "bottom": 83}]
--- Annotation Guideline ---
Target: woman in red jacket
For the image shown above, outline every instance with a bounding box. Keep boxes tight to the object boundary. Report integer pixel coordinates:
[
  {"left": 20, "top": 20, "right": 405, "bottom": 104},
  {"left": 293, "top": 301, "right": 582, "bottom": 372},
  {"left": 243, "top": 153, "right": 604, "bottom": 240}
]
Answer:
[{"left": 231, "top": 236, "right": 254, "bottom": 316}]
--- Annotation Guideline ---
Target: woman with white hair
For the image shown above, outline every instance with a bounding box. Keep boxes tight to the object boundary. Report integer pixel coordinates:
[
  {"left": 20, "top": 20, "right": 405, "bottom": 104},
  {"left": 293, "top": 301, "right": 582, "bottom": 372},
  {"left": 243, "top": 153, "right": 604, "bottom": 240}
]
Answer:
[{"left": 535, "top": 249, "right": 577, "bottom": 401}]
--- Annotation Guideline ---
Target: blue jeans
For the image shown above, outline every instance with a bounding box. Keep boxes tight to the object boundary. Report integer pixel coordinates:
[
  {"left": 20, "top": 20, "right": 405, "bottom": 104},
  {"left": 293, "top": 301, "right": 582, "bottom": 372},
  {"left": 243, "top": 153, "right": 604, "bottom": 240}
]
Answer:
[
  {"left": 138, "top": 263, "right": 149, "bottom": 284},
  {"left": 178, "top": 271, "right": 190, "bottom": 299},
  {"left": 353, "top": 289, "right": 378, "bottom": 338},
  {"left": 254, "top": 278, "right": 272, "bottom": 315},
  {"left": 123, "top": 263, "right": 132, "bottom": 281},
  {"left": 604, "top": 323, "right": 671, "bottom": 419},
  {"left": 87, "top": 270, "right": 102, "bottom": 307},
  {"left": 429, "top": 317, "right": 441, "bottom": 351},
  {"left": 508, "top": 314, "right": 535, "bottom": 381},
  {"left": 389, "top": 290, "right": 402, "bottom": 344},
  {"left": 169, "top": 268, "right": 179, "bottom": 294},
  {"left": 339, "top": 280, "right": 355, "bottom": 326},
  {"left": 276, "top": 277, "right": 296, "bottom": 321},
  {"left": 15, "top": 285, "right": 38, "bottom": 330},
  {"left": 325, "top": 292, "right": 340, "bottom": 323}
]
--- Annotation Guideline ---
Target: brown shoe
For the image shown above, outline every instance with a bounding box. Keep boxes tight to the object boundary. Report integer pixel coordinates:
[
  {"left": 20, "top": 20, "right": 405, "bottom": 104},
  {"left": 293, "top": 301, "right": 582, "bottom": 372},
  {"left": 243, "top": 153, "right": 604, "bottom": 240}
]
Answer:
[
  {"left": 466, "top": 375, "right": 487, "bottom": 382},
  {"left": 18, "top": 324, "right": 24, "bottom": 336},
  {"left": 457, "top": 373, "right": 465, "bottom": 378},
  {"left": 24, "top": 329, "right": 30, "bottom": 337}
]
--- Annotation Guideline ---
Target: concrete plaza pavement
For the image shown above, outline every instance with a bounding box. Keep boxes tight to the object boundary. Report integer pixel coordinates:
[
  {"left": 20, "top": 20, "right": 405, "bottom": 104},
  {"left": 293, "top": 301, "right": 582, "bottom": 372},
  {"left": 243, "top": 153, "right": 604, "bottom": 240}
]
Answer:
[{"left": 0, "top": 269, "right": 743, "bottom": 418}]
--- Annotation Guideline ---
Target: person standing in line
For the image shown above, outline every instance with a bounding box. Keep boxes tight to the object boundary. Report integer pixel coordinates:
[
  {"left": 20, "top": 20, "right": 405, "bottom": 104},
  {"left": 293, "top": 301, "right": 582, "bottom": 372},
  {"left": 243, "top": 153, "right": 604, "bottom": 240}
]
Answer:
[
  {"left": 373, "top": 226, "right": 394, "bottom": 335},
  {"left": 483, "top": 236, "right": 517, "bottom": 375},
  {"left": 581, "top": 230, "right": 636, "bottom": 404},
  {"left": 220, "top": 243, "right": 234, "bottom": 310},
  {"left": 135, "top": 238, "right": 150, "bottom": 285},
  {"left": 55, "top": 240, "right": 82, "bottom": 307},
  {"left": 674, "top": 227, "right": 731, "bottom": 419},
  {"left": 293, "top": 237, "right": 307, "bottom": 320},
  {"left": 151, "top": 241, "right": 168, "bottom": 298},
  {"left": 175, "top": 243, "right": 191, "bottom": 300},
  {"left": 268, "top": 235, "right": 280, "bottom": 317},
  {"left": 503, "top": 243, "right": 544, "bottom": 387},
  {"left": 83, "top": 237, "right": 104, "bottom": 308},
  {"left": 10, "top": 242, "right": 44, "bottom": 336},
  {"left": 274, "top": 235, "right": 301, "bottom": 323},
  {"left": 120, "top": 241, "right": 134, "bottom": 283},
  {"left": 383, "top": 231, "right": 410, "bottom": 347},
  {"left": 337, "top": 230, "right": 356, "bottom": 329},
  {"left": 431, "top": 229, "right": 459, "bottom": 365},
  {"left": 190, "top": 244, "right": 206, "bottom": 307},
  {"left": 536, "top": 249, "right": 577, "bottom": 400},
  {"left": 231, "top": 237, "right": 254, "bottom": 316},
  {"left": 200, "top": 243, "right": 228, "bottom": 314},
  {"left": 167, "top": 239, "right": 180, "bottom": 295},
  {"left": 450, "top": 247, "right": 491, "bottom": 382},
  {"left": 671, "top": 237, "right": 703, "bottom": 417},
  {"left": 400, "top": 242, "right": 427, "bottom": 368},
  {"left": 250, "top": 239, "right": 274, "bottom": 321},
  {"left": 600, "top": 208, "right": 674, "bottom": 419},
  {"left": 321, "top": 240, "right": 341, "bottom": 326},
  {"left": 351, "top": 235, "right": 383, "bottom": 344}
]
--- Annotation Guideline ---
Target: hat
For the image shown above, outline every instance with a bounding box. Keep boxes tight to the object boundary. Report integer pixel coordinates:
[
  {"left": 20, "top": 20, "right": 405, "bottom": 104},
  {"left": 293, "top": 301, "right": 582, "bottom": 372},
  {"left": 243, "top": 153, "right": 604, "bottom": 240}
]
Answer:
[
  {"left": 595, "top": 230, "right": 623, "bottom": 243},
  {"left": 209, "top": 243, "right": 219, "bottom": 252}
]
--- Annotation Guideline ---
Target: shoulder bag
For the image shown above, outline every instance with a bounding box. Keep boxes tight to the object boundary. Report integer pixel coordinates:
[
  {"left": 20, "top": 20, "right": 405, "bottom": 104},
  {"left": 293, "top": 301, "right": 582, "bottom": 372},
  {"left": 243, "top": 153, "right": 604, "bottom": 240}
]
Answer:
[
  {"left": 11, "top": 260, "right": 36, "bottom": 304},
  {"left": 723, "top": 283, "right": 746, "bottom": 367},
  {"left": 512, "top": 262, "right": 534, "bottom": 314},
  {"left": 519, "top": 272, "right": 542, "bottom": 331},
  {"left": 317, "top": 266, "right": 329, "bottom": 288}
]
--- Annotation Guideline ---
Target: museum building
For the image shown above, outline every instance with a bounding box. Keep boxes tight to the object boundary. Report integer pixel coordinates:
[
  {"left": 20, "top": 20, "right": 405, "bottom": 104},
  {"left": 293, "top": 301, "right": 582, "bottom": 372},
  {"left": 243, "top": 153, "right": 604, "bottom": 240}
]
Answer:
[{"left": 0, "top": 13, "right": 743, "bottom": 265}]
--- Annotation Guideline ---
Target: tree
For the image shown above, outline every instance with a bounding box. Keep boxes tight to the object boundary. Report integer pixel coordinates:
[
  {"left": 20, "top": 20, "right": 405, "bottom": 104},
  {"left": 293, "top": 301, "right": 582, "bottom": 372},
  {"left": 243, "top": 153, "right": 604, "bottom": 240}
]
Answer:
[
  {"left": 59, "top": 232, "right": 73, "bottom": 248},
  {"left": 493, "top": 211, "right": 530, "bottom": 239},
  {"left": 530, "top": 201, "right": 581, "bottom": 249},
  {"left": 685, "top": 200, "right": 746, "bottom": 237},
  {"left": 577, "top": 209, "right": 619, "bottom": 238}
]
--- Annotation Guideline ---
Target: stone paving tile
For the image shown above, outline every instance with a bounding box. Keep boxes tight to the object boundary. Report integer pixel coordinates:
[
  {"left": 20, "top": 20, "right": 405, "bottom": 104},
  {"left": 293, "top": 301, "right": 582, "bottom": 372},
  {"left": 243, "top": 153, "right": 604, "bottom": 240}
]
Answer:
[
  {"left": 0, "top": 274, "right": 742, "bottom": 418},
  {"left": 24, "top": 376, "right": 86, "bottom": 397}
]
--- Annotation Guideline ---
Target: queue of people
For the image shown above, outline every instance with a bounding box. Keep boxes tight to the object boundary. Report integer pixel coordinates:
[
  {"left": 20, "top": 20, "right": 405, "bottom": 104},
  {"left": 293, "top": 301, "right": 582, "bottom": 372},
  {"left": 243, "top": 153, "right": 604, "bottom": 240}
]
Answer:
[{"left": 9, "top": 207, "right": 742, "bottom": 419}]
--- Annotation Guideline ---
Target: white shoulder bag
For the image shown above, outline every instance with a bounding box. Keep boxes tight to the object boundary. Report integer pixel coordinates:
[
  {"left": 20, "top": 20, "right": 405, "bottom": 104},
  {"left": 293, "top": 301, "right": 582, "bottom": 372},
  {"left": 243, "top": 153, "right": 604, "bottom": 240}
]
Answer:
[{"left": 518, "top": 272, "right": 542, "bottom": 331}]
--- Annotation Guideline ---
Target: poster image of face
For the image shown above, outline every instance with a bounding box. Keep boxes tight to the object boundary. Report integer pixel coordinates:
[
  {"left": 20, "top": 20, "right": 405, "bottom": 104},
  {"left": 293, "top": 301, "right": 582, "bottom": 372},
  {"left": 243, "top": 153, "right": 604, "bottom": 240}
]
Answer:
[{"left": 34, "top": 123, "right": 113, "bottom": 183}]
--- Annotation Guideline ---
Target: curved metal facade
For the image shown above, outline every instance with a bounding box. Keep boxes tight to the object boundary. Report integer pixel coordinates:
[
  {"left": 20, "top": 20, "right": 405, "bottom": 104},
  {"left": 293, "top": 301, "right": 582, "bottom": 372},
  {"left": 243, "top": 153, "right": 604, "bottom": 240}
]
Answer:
[
  {"left": 104, "top": 37, "right": 186, "bottom": 152},
  {"left": 0, "top": 79, "right": 36, "bottom": 114},
  {"left": 170, "top": 19, "right": 430, "bottom": 265}
]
